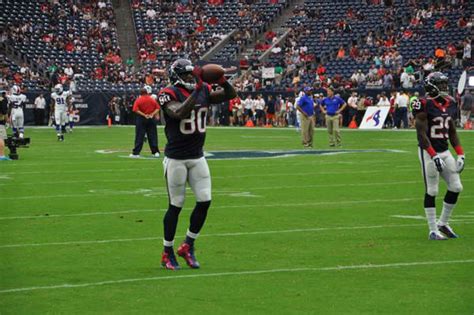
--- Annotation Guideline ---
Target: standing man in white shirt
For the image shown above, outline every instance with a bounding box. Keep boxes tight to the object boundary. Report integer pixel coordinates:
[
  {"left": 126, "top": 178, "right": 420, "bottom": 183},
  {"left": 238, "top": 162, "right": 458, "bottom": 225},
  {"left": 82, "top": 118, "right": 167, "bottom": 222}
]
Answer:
[
  {"left": 347, "top": 92, "right": 358, "bottom": 126},
  {"left": 34, "top": 93, "right": 46, "bottom": 125},
  {"left": 400, "top": 68, "right": 416, "bottom": 89},
  {"left": 394, "top": 90, "right": 409, "bottom": 129}
]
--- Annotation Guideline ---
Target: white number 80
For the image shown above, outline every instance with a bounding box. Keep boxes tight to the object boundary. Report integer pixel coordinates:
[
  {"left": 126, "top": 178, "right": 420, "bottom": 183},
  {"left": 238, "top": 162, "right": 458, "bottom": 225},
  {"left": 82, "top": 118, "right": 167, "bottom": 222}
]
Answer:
[{"left": 180, "top": 107, "right": 208, "bottom": 134}]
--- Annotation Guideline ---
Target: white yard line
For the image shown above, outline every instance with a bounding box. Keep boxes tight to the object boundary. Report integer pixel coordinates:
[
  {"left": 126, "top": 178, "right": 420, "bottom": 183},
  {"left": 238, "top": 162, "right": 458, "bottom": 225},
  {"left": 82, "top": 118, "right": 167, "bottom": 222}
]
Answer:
[
  {"left": 1, "top": 195, "right": 473, "bottom": 219},
  {"left": 0, "top": 259, "right": 473, "bottom": 294},
  {"left": 2, "top": 221, "right": 474, "bottom": 249}
]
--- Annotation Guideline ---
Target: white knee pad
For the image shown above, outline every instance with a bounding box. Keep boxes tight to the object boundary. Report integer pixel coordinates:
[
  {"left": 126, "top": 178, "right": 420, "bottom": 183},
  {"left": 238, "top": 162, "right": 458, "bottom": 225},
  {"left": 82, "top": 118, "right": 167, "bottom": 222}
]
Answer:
[
  {"left": 426, "top": 184, "right": 439, "bottom": 197},
  {"left": 170, "top": 195, "right": 185, "bottom": 208},
  {"left": 195, "top": 187, "right": 211, "bottom": 202},
  {"left": 448, "top": 180, "right": 463, "bottom": 193}
]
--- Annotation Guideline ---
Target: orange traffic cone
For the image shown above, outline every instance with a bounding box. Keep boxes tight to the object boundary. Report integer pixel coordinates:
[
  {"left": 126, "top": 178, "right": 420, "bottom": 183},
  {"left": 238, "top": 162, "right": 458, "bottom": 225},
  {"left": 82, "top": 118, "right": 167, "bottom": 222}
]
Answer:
[
  {"left": 245, "top": 119, "right": 254, "bottom": 127},
  {"left": 348, "top": 116, "right": 358, "bottom": 129},
  {"left": 107, "top": 116, "right": 112, "bottom": 127},
  {"left": 464, "top": 120, "right": 472, "bottom": 130}
]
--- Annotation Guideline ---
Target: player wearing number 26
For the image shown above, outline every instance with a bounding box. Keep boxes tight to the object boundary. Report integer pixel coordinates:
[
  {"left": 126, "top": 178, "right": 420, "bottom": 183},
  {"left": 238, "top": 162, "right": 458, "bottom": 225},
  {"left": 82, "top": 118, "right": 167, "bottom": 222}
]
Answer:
[
  {"left": 413, "top": 72, "right": 465, "bottom": 241},
  {"left": 157, "top": 59, "right": 236, "bottom": 270}
]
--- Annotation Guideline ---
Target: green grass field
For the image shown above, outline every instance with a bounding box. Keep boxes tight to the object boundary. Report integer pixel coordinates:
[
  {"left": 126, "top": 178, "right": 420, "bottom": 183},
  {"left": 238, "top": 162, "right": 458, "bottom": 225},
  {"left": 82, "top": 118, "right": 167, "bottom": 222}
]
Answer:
[{"left": 0, "top": 126, "right": 473, "bottom": 314}]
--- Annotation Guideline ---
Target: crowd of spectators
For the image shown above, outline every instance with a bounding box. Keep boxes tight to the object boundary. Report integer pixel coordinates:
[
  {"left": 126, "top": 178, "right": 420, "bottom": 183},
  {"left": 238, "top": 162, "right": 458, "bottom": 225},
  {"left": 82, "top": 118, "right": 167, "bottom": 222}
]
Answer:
[{"left": 234, "top": 1, "right": 472, "bottom": 93}]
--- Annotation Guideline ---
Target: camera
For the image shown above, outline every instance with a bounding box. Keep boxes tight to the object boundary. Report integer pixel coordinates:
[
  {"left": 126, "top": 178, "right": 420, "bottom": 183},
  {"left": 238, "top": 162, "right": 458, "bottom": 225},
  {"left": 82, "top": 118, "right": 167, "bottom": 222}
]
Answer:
[{"left": 5, "top": 135, "right": 30, "bottom": 160}]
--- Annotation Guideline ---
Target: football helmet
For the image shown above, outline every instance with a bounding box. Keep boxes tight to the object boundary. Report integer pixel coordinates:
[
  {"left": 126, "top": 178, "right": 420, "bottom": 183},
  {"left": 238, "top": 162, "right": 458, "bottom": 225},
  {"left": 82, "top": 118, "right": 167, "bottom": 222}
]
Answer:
[
  {"left": 11, "top": 85, "right": 20, "bottom": 95},
  {"left": 144, "top": 85, "right": 152, "bottom": 94},
  {"left": 424, "top": 72, "right": 449, "bottom": 97},
  {"left": 54, "top": 84, "right": 63, "bottom": 94},
  {"left": 169, "top": 58, "right": 196, "bottom": 90}
]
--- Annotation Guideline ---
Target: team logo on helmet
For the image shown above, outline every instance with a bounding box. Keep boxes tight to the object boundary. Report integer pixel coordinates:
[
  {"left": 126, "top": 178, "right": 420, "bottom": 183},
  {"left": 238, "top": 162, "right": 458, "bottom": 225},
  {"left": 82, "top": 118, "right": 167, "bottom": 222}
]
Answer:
[
  {"left": 424, "top": 72, "right": 449, "bottom": 97},
  {"left": 169, "top": 59, "right": 196, "bottom": 90}
]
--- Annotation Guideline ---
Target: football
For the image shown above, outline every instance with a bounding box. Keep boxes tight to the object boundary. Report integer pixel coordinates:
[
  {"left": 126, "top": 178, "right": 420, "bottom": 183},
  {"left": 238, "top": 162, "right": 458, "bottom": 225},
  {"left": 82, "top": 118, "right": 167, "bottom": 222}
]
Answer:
[{"left": 201, "top": 64, "right": 225, "bottom": 83}]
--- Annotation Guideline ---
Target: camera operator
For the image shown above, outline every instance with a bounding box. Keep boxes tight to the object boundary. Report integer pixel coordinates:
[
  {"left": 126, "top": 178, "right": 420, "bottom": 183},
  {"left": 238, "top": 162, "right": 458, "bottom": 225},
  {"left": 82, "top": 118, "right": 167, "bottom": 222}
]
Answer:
[{"left": 0, "top": 91, "right": 10, "bottom": 161}]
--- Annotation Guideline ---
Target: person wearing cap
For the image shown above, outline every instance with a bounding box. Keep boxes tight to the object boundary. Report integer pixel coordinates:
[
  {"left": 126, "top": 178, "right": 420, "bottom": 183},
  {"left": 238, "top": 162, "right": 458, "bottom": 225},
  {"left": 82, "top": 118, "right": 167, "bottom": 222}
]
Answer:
[
  {"left": 320, "top": 87, "right": 347, "bottom": 147},
  {"left": 129, "top": 85, "right": 161, "bottom": 158},
  {"left": 296, "top": 86, "right": 315, "bottom": 148}
]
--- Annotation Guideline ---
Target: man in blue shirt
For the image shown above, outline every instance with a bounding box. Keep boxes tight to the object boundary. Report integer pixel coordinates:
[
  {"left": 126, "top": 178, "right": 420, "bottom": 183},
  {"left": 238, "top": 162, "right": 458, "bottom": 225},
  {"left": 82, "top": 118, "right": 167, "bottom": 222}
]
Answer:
[
  {"left": 297, "top": 86, "right": 315, "bottom": 148},
  {"left": 320, "top": 87, "right": 347, "bottom": 147}
]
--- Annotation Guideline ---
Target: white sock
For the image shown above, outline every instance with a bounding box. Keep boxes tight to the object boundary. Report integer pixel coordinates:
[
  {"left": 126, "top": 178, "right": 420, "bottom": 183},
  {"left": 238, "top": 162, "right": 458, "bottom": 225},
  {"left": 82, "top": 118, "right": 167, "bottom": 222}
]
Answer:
[
  {"left": 438, "top": 202, "right": 455, "bottom": 226},
  {"left": 163, "top": 239, "right": 174, "bottom": 247},
  {"left": 424, "top": 207, "right": 438, "bottom": 232},
  {"left": 186, "top": 229, "right": 199, "bottom": 239}
]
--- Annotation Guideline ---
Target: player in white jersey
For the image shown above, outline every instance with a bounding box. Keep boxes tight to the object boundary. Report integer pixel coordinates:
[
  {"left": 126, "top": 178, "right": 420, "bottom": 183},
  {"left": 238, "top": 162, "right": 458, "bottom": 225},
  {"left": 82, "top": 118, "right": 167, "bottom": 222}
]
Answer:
[
  {"left": 51, "top": 84, "right": 72, "bottom": 141},
  {"left": 7, "top": 85, "right": 27, "bottom": 138}
]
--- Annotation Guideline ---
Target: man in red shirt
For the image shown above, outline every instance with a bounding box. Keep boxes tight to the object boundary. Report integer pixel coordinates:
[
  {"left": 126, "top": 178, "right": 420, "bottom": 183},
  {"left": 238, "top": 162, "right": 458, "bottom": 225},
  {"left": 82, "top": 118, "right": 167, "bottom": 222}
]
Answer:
[{"left": 130, "top": 85, "right": 161, "bottom": 158}]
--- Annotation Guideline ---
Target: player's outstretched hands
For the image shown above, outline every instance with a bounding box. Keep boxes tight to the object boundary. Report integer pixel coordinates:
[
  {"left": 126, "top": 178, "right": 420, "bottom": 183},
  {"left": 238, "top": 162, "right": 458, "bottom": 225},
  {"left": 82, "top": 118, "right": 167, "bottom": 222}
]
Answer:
[
  {"left": 432, "top": 154, "right": 446, "bottom": 172},
  {"left": 192, "top": 66, "right": 203, "bottom": 90},
  {"left": 216, "top": 74, "right": 227, "bottom": 86},
  {"left": 456, "top": 155, "right": 465, "bottom": 173}
]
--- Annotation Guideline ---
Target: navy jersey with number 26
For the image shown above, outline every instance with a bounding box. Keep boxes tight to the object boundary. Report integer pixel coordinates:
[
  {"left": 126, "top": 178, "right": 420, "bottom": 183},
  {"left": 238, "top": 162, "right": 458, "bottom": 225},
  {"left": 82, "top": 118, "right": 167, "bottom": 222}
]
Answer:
[
  {"left": 412, "top": 95, "right": 457, "bottom": 153},
  {"left": 158, "top": 84, "right": 212, "bottom": 159}
]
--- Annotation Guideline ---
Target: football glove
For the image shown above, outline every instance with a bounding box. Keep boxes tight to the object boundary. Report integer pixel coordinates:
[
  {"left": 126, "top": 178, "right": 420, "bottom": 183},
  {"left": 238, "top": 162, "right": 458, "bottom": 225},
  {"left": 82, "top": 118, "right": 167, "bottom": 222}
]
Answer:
[
  {"left": 432, "top": 154, "right": 446, "bottom": 172},
  {"left": 456, "top": 155, "right": 465, "bottom": 173}
]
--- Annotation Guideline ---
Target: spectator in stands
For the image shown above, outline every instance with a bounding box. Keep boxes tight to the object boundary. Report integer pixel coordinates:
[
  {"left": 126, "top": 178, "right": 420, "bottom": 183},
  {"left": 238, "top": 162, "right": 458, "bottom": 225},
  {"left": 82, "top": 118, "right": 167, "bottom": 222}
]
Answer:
[
  {"left": 351, "top": 69, "right": 366, "bottom": 88},
  {"left": 383, "top": 71, "right": 394, "bottom": 89},
  {"left": 400, "top": 67, "right": 415, "bottom": 89},
  {"left": 337, "top": 46, "right": 346, "bottom": 59},
  {"left": 463, "top": 39, "right": 471, "bottom": 67}
]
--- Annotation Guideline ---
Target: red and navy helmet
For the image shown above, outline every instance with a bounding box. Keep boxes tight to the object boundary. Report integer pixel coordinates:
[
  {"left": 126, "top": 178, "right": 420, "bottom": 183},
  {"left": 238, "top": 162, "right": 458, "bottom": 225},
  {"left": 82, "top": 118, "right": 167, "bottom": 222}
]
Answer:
[
  {"left": 169, "top": 58, "right": 196, "bottom": 90},
  {"left": 424, "top": 72, "right": 449, "bottom": 97}
]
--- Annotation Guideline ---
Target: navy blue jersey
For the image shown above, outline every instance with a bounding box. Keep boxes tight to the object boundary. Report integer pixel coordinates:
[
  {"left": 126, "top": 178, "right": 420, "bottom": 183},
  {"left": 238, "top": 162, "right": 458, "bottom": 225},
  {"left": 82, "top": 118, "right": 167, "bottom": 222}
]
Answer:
[
  {"left": 412, "top": 96, "right": 457, "bottom": 152},
  {"left": 158, "top": 84, "right": 212, "bottom": 159}
]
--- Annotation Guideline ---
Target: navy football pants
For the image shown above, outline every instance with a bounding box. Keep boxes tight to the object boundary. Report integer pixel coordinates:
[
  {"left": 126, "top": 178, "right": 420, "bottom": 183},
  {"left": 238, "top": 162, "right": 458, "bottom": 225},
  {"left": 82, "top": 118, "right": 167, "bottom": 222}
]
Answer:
[{"left": 133, "top": 115, "right": 159, "bottom": 155}]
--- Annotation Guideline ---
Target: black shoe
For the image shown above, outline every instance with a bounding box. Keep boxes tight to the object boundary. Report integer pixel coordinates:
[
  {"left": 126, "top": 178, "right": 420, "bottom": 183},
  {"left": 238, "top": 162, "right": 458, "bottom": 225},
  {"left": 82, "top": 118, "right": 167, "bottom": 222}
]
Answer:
[{"left": 438, "top": 225, "right": 458, "bottom": 238}]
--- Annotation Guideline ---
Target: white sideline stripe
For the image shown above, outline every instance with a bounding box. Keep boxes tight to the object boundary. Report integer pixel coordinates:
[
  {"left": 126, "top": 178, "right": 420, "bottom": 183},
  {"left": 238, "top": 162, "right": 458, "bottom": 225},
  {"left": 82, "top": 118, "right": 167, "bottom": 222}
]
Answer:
[
  {"left": 2, "top": 195, "right": 473, "bottom": 220},
  {"left": 1, "top": 259, "right": 473, "bottom": 294},
  {"left": 2, "top": 221, "right": 474, "bottom": 249}
]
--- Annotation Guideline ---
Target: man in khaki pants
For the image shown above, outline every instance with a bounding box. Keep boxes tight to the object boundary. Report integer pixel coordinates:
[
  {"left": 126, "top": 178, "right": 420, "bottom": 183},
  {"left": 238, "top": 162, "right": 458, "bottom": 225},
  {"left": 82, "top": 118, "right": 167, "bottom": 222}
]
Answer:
[
  {"left": 296, "top": 87, "right": 315, "bottom": 148},
  {"left": 320, "top": 87, "right": 347, "bottom": 147}
]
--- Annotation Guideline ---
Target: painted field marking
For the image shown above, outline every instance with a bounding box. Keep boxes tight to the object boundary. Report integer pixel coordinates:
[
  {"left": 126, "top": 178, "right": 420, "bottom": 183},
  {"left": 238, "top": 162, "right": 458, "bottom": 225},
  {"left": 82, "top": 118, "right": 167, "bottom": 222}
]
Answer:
[
  {"left": 391, "top": 215, "right": 474, "bottom": 221},
  {"left": 1, "top": 195, "right": 473, "bottom": 220},
  {"left": 2, "top": 221, "right": 474, "bottom": 249},
  {"left": 0, "top": 259, "right": 473, "bottom": 294}
]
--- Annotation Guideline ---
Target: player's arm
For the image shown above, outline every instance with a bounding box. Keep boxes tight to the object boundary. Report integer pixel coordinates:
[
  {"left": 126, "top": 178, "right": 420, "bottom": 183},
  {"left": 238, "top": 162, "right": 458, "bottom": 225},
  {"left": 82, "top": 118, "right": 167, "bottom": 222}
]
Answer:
[
  {"left": 296, "top": 101, "right": 308, "bottom": 118},
  {"left": 336, "top": 99, "right": 347, "bottom": 114},
  {"left": 447, "top": 117, "right": 465, "bottom": 173},
  {"left": 414, "top": 112, "right": 432, "bottom": 150},
  {"left": 161, "top": 96, "right": 199, "bottom": 120}
]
